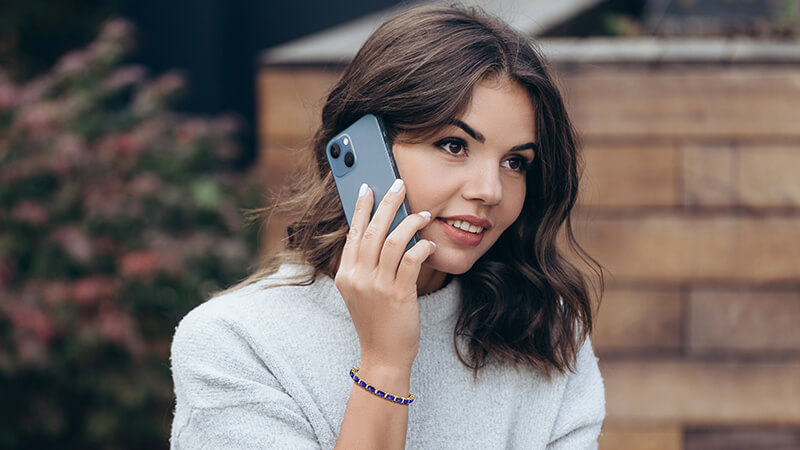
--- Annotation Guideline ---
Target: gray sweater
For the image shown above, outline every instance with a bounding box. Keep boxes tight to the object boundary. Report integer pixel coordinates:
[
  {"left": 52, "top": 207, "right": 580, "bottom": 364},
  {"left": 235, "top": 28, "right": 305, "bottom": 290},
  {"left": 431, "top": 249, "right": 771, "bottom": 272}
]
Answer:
[{"left": 170, "top": 263, "right": 605, "bottom": 449}]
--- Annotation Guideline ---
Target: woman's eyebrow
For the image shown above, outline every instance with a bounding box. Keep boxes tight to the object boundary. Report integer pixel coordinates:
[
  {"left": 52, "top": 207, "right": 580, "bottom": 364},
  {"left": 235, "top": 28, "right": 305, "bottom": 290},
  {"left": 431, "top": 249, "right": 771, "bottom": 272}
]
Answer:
[
  {"left": 450, "top": 119, "right": 485, "bottom": 143},
  {"left": 449, "top": 119, "right": 538, "bottom": 152},
  {"left": 510, "top": 142, "right": 538, "bottom": 152}
]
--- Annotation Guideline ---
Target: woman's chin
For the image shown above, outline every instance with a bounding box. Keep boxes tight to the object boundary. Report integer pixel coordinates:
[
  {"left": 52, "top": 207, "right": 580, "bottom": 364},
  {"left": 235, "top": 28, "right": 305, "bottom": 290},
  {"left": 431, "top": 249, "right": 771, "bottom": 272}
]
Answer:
[{"left": 423, "top": 251, "right": 475, "bottom": 276}]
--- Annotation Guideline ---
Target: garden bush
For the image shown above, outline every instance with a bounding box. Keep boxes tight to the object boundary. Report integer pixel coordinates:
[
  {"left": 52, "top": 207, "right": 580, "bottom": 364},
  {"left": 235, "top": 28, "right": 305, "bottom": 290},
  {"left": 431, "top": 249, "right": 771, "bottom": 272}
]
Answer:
[{"left": 0, "top": 18, "right": 261, "bottom": 449}]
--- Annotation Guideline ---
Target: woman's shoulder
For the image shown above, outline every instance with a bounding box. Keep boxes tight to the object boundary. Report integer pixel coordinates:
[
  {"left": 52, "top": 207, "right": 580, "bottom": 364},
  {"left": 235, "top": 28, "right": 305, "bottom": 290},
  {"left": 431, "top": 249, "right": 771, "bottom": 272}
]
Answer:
[{"left": 174, "top": 262, "right": 344, "bottom": 344}]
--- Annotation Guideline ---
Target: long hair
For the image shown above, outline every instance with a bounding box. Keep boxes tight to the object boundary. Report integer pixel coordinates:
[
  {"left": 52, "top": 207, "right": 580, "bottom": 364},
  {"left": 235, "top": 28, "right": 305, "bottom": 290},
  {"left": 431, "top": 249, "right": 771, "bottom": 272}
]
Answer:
[{"left": 223, "top": 5, "right": 604, "bottom": 380}]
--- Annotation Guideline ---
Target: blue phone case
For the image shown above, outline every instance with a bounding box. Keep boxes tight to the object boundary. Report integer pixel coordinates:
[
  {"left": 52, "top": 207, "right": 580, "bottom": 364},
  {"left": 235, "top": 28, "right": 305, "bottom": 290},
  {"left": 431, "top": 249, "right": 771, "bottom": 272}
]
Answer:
[{"left": 326, "top": 114, "right": 418, "bottom": 251}]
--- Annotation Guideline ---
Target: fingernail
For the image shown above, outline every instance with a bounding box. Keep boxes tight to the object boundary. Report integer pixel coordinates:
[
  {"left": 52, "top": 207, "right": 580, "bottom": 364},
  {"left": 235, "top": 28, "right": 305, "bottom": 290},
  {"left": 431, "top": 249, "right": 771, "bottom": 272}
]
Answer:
[
  {"left": 430, "top": 241, "right": 437, "bottom": 248},
  {"left": 389, "top": 178, "right": 403, "bottom": 193},
  {"left": 359, "top": 183, "right": 368, "bottom": 197},
  {"left": 418, "top": 211, "right": 431, "bottom": 219}
]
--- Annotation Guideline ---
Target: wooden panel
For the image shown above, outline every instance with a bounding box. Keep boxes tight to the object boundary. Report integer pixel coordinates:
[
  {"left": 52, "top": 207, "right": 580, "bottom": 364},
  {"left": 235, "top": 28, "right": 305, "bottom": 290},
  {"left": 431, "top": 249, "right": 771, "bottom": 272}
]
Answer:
[
  {"left": 599, "top": 422, "right": 683, "bottom": 450},
  {"left": 574, "top": 215, "right": 800, "bottom": 282},
  {"left": 739, "top": 143, "right": 800, "bottom": 208},
  {"left": 258, "top": 68, "right": 341, "bottom": 142},
  {"left": 563, "top": 67, "right": 800, "bottom": 138},
  {"left": 581, "top": 141, "right": 678, "bottom": 208},
  {"left": 688, "top": 288, "right": 800, "bottom": 356},
  {"left": 681, "top": 142, "right": 737, "bottom": 207},
  {"left": 593, "top": 287, "right": 683, "bottom": 354},
  {"left": 685, "top": 426, "right": 800, "bottom": 450},
  {"left": 600, "top": 359, "right": 800, "bottom": 424}
]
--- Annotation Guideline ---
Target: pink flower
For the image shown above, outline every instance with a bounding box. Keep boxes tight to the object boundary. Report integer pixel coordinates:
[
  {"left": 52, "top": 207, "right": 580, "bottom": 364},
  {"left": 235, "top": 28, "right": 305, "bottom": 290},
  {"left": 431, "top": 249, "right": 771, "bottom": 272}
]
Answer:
[
  {"left": 16, "top": 74, "right": 54, "bottom": 106},
  {"left": 116, "top": 132, "right": 140, "bottom": 155},
  {"left": 10, "top": 305, "right": 57, "bottom": 344},
  {"left": 0, "top": 84, "right": 19, "bottom": 111},
  {"left": 51, "top": 134, "right": 88, "bottom": 176},
  {"left": 72, "top": 276, "right": 118, "bottom": 306},
  {"left": 43, "top": 281, "right": 72, "bottom": 305},
  {"left": 130, "top": 172, "right": 162, "bottom": 196},
  {"left": 176, "top": 122, "right": 201, "bottom": 147},
  {"left": 11, "top": 201, "right": 49, "bottom": 226},
  {"left": 119, "top": 250, "right": 158, "bottom": 278},
  {"left": 102, "top": 66, "right": 145, "bottom": 91},
  {"left": 51, "top": 226, "right": 94, "bottom": 264},
  {"left": 95, "top": 305, "right": 131, "bottom": 344},
  {"left": 17, "top": 104, "right": 56, "bottom": 136},
  {"left": 56, "top": 50, "right": 91, "bottom": 76}
]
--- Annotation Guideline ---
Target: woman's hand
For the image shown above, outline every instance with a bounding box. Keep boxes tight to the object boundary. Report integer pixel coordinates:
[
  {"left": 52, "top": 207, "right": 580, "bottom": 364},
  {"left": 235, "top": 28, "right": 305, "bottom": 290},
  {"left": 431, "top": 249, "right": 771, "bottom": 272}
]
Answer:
[{"left": 334, "top": 179, "right": 437, "bottom": 372}]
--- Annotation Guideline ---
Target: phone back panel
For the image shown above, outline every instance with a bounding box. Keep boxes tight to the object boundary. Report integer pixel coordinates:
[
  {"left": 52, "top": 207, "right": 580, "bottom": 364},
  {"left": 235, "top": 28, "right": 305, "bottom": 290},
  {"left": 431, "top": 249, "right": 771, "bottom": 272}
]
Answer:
[{"left": 326, "top": 114, "right": 417, "bottom": 250}]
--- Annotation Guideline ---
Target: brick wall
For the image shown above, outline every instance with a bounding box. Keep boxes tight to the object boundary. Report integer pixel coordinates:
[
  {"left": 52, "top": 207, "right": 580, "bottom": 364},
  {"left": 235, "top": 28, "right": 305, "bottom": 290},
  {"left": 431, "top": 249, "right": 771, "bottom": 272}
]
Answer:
[{"left": 257, "top": 64, "right": 800, "bottom": 449}]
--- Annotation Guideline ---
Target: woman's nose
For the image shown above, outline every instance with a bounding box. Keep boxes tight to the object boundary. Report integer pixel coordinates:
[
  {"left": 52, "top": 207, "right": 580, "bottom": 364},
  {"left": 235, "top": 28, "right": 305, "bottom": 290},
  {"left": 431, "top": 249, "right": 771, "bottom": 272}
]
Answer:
[{"left": 462, "top": 161, "right": 503, "bottom": 205}]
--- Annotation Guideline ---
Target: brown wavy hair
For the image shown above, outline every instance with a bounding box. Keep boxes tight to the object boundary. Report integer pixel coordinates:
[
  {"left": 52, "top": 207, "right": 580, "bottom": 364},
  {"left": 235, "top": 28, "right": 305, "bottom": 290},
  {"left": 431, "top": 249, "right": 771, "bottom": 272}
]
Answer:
[{"left": 223, "top": 5, "right": 604, "bottom": 380}]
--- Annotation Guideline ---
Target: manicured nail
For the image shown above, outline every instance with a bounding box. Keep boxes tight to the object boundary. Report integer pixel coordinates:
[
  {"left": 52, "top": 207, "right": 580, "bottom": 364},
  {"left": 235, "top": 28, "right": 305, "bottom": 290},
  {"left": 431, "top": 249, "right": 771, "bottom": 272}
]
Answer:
[
  {"left": 429, "top": 240, "right": 437, "bottom": 248},
  {"left": 359, "top": 183, "right": 368, "bottom": 197},
  {"left": 389, "top": 178, "right": 403, "bottom": 193},
  {"left": 418, "top": 211, "right": 431, "bottom": 219}
]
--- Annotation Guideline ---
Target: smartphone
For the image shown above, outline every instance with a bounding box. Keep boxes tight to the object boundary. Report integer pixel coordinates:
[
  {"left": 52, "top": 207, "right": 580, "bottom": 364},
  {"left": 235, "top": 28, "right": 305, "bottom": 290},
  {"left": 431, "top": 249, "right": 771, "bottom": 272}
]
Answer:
[{"left": 326, "top": 114, "right": 418, "bottom": 251}]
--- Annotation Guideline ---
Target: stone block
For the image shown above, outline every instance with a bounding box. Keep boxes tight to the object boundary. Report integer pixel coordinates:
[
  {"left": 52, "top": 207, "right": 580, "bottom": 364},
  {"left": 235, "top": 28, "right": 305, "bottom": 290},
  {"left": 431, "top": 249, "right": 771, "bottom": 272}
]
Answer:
[
  {"left": 594, "top": 287, "right": 683, "bottom": 354},
  {"left": 684, "top": 426, "right": 800, "bottom": 450},
  {"left": 739, "top": 143, "right": 800, "bottom": 208},
  {"left": 688, "top": 288, "right": 800, "bottom": 355},
  {"left": 574, "top": 214, "right": 800, "bottom": 282},
  {"left": 599, "top": 422, "right": 683, "bottom": 450},
  {"left": 681, "top": 142, "right": 737, "bottom": 206},
  {"left": 582, "top": 141, "right": 678, "bottom": 208},
  {"left": 600, "top": 359, "right": 800, "bottom": 424},
  {"left": 563, "top": 67, "right": 800, "bottom": 139}
]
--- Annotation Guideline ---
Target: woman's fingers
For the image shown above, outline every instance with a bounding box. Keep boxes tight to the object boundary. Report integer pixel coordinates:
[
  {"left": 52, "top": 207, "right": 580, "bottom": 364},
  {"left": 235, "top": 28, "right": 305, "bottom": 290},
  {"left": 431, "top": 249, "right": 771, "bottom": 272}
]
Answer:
[
  {"left": 395, "top": 239, "right": 438, "bottom": 288},
  {"left": 339, "top": 183, "right": 373, "bottom": 269},
  {"left": 358, "top": 178, "right": 407, "bottom": 267},
  {"left": 376, "top": 211, "right": 432, "bottom": 284}
]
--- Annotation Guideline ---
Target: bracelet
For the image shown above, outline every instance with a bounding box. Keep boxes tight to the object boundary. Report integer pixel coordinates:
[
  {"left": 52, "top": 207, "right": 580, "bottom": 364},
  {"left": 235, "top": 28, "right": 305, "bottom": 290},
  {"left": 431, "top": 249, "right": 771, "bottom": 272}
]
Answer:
[{"left": 349, "top": 367, "right": 415, "bottom": 405}]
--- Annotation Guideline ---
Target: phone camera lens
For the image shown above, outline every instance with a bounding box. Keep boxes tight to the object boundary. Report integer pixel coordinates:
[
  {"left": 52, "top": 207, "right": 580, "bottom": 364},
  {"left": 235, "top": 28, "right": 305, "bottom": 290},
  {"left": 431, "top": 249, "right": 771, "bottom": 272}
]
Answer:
[
  {"left": 330, "top": 143, "right": 341, "bottom": 158},
  {"left": 344, "top": 152, "right": 354, "bottom": 167}
]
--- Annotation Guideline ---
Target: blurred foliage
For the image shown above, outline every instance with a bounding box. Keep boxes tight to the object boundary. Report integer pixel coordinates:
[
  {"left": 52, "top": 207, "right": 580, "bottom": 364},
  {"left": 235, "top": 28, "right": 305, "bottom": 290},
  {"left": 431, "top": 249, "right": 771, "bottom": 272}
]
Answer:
[{"left": 0, "top": 18, "right": 261, "bottom": 449}]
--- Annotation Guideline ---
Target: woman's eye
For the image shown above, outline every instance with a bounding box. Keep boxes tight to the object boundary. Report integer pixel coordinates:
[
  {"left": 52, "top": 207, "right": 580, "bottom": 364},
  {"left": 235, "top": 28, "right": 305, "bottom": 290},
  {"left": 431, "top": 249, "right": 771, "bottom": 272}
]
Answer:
[
  {"left": 436, "top": 139, "right": 466, "bottom": 155},
  {"left": 502, "top": 157, "right": 530, "bottom": 172}
]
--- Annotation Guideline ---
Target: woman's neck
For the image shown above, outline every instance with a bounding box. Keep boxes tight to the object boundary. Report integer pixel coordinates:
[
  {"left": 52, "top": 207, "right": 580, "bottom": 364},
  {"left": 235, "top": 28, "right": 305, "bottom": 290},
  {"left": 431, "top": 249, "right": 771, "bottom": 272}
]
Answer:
[{"left": 416, "top": 265, "right": 449, "bottom": 296}]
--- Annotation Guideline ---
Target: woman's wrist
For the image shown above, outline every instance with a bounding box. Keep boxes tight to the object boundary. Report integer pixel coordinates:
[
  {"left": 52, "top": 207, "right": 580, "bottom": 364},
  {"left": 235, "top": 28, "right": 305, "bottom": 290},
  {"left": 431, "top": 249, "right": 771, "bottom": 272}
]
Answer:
[{"left": 354, "top": 362, "right": 412, "bottom": 399}]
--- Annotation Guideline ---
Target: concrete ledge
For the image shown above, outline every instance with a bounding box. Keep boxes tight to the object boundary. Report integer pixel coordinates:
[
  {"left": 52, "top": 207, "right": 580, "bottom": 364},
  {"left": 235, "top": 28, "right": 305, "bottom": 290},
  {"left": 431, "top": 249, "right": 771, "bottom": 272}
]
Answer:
[
  {"left": 262, "top": 37, "right": 800, "bottom": 66},
  {"left": 541, "top": 38, "right": 800, "bottom": 64}
]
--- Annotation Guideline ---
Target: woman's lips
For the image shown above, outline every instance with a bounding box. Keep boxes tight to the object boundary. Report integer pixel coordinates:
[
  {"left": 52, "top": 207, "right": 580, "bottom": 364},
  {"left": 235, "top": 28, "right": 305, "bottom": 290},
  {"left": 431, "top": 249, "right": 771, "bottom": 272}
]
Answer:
[{"left": 436, "top": 219, "right": 484, "bottom": 247}]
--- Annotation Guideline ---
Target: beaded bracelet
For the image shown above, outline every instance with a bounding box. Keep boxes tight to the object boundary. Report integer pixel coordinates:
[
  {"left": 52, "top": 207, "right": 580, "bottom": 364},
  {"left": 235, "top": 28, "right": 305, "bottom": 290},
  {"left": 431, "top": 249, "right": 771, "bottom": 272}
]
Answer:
[{"left": 350, "top": 367, "right": 415, "bottom": 405}]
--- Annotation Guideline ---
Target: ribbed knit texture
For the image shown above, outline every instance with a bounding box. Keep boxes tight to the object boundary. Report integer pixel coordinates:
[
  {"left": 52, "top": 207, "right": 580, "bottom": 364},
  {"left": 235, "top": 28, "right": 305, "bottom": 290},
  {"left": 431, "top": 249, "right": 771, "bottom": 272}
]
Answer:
[{"left": 170, "top": 263, "right": 605, "bottom": 449}]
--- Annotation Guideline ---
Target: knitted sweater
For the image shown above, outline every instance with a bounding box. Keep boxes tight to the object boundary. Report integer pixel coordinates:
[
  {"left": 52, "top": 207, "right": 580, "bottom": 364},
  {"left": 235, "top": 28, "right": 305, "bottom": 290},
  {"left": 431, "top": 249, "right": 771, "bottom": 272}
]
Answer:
[{"left": 170, "top": 263, "right": 605, "bottom": 449}]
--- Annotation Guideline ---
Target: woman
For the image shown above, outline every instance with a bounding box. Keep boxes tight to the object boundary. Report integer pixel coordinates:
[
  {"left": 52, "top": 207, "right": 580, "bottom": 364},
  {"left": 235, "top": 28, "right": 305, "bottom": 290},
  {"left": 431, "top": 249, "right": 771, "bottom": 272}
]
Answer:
[{"left": 171, "top": 5, "right": 605, "bottom": 449}]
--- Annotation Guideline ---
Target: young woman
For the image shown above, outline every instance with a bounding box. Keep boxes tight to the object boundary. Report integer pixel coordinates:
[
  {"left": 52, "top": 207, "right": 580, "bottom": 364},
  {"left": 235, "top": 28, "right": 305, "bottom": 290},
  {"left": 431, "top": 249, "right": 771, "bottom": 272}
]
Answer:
[{"left": 171, "top": 5, "right": 605, "bottom": 449}]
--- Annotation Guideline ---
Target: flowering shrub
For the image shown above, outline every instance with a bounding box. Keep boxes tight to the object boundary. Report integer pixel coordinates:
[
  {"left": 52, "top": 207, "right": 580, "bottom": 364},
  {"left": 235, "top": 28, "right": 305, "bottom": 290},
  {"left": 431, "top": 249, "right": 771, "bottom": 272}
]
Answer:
[{"left": 0, "top": 19, "right": 260, "bottom": 448}]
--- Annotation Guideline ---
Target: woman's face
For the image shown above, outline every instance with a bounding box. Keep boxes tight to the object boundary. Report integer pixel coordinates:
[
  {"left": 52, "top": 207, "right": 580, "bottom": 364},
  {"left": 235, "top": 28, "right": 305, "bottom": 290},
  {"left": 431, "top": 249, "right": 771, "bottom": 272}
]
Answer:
[{"left": 393, "top": 78, "right": 537, "bottom": 280}]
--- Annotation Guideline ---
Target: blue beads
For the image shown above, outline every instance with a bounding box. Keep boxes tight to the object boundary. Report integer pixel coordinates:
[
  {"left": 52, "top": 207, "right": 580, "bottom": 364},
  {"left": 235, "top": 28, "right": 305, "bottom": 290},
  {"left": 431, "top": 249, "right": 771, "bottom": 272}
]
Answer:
[{"left": 349, "top": 366, "right": 413, "bottom": 406}]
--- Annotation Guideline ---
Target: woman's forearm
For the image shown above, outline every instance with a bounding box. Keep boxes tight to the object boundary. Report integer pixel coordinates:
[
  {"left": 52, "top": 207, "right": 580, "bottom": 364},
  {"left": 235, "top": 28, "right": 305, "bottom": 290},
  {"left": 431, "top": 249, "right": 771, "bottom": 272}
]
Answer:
[{"left": 334, "top": 364, "right": 412, "bottom": 450}]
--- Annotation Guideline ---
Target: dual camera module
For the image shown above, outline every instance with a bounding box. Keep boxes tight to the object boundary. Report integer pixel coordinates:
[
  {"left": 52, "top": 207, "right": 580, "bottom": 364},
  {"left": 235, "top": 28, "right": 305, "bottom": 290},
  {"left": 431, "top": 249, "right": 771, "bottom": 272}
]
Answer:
[{"left": 330, "top": 139, "right": 355, "bottom": 167}]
